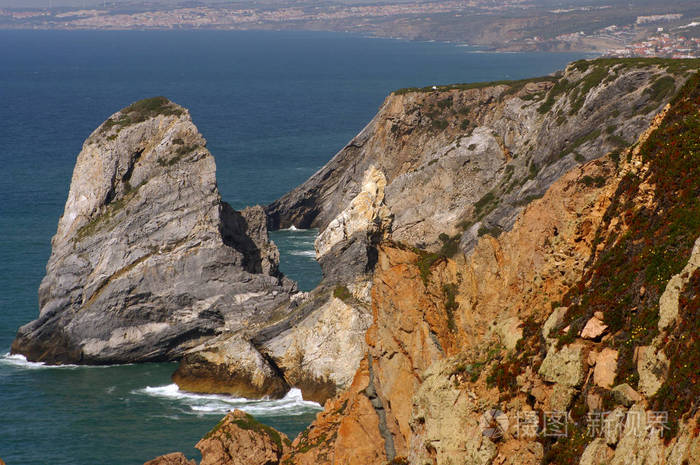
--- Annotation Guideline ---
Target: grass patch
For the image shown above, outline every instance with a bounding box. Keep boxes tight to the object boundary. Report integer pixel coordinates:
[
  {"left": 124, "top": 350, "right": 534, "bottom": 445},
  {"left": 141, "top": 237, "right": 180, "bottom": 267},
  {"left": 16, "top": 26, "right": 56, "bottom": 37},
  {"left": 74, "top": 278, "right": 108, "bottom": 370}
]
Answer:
[
  {"left": 474, "top": 191, "right": 498, "bottom": 218},
  {"left": 578, "top": 175, "right": 606, "bottom": 188},
  {"left": 393, "top": 76, "right": 557, "bottom": 96},
  {"left": 333, "top": 285, "right": 352, "bottom": 303},
  {"left": 414, "top": 233, "right": 462, "bottom": 286},
  {"left": 645, "top": 75, "right": 676, "bottom": 102},
  {"left": 100, "top": 96, "right": 183, "bottom": 135}
]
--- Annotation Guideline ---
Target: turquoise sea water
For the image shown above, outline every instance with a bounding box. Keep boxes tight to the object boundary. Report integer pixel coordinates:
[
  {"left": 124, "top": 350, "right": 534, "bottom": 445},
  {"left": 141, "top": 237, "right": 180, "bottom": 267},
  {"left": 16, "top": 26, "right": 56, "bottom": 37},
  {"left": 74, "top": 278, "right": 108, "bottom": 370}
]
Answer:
[{"left": 0, "top": 29, "right": 584, "bottom": 464}]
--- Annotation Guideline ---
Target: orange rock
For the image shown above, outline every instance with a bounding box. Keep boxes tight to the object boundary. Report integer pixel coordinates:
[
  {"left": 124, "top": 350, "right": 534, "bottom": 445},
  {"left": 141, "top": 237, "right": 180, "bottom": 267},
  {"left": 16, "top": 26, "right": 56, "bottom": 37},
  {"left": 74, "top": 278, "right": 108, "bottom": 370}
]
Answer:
[
  {"left": 580, "top": 316, "right": 608, "bottom": 340},
  {"left": 593, "top": 348, "right": 618, "bottom": 389},
  {"left": 196, "top": 410, "right": 289, "bottom": 465},
  {"left": 143, "top": 452, "right": 196, "bottom": 465}
]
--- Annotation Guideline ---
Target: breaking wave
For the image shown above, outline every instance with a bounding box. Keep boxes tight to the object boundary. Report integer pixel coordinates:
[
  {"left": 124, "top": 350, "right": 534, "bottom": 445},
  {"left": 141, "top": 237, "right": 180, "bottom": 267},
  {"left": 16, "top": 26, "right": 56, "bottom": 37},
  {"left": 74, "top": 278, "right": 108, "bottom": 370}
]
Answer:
[
  {"left": 0, "top": 352, "right": 134, "bottom": 370},
  {"left": 134, "top": 384, "right": 322, "bottom": 416}
]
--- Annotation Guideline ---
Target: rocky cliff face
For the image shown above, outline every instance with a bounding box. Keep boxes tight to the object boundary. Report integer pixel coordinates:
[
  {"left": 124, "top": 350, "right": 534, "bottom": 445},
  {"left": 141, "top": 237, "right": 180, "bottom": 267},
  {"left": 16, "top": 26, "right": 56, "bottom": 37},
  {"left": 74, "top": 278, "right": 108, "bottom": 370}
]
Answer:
[
  {"left": 268, "top": 58, "right": 697, "bottom": 251},
  {"left": 270, "top": 70, "right": 700, "bottom": 465},
  {"left": 11, "top": 97, "right": 296, "bottom": 364},
  {"left": 172, "top": 67, "right": 700, "bottom": 465},
  {"left": 173, "top": 58, "right": 699, "bottom": 404}
]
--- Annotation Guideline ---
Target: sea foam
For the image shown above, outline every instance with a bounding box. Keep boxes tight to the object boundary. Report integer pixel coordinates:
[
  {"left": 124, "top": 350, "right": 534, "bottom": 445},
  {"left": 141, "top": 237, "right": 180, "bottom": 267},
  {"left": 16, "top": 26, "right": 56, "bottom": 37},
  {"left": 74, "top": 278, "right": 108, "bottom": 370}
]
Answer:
[
  {"left": 0, "top": 352, "right": 81, "bottom": 369},
  {"left": 291, "top": 250, "right": 316, "bottom": 257},
  {"left": 135, "top": 384, "right": 321, "bottom": 416},
  {"left": 0, "top": 352, "right": 132, "bottom": 370}
]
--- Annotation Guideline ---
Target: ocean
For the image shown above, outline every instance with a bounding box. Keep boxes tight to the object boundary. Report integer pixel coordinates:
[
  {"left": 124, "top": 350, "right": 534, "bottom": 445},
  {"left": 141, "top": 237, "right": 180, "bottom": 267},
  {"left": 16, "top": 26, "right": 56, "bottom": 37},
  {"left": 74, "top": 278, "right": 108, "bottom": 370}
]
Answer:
[{"left": 0, "top": 29, "right": 584, "bottom": 464}]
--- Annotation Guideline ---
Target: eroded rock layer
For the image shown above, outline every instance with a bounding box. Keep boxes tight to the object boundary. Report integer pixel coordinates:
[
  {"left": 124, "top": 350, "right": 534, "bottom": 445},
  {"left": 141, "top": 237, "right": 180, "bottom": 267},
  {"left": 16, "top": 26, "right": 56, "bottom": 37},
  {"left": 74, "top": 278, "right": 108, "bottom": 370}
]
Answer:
[
  {"left": 12, "top": 97, "right": 295, "bottom": 364},
  {"left": 274, "top": 69, "right": 700, "bottom": 465},
  {"left": 268, "top": 58, "right": 699, "bottom": 251}
]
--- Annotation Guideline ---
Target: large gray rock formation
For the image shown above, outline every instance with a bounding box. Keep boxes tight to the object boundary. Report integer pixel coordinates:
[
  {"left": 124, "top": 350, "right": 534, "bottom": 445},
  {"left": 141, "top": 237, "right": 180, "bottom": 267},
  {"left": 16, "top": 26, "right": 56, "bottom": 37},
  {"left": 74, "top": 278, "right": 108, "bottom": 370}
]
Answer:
[
  {"left": 11, "top": 97, "right": 296, "bottom": 364},
  {"left": 267, "top": 59, "right": 697, "bottom": 252}
]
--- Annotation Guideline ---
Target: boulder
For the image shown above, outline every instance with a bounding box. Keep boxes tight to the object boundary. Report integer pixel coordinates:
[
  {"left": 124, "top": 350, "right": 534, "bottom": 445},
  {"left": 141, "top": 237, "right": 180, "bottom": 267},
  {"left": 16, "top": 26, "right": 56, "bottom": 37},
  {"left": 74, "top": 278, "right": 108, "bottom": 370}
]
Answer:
[
  {"left": 612, "top": 383, "right": 642, "bottom": 407},
  {"left": 196, "top": 410, "right": 289, "bottom": 465},
  {"left": 637, "top": 346, "right": 669, "bottom": 398},
  {"left": 580, "top": 316, "right": 608, "bottom": 340},
  {"left": 538, "top": 344, "right": 586, "bottom": 387},
  {"left": 172, "top": 334, "right": 289, "bottom": 399},
  {"left": 593, "top": 348, "right": 618, "bottom": 389}
]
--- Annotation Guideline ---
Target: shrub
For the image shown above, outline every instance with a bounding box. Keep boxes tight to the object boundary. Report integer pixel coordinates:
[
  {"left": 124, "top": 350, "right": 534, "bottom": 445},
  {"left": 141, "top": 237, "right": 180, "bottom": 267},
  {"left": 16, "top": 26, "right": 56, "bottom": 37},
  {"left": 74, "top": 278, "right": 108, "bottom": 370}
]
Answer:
[{"left": 333, "top": 285, "right": 352, "bottom": 302}]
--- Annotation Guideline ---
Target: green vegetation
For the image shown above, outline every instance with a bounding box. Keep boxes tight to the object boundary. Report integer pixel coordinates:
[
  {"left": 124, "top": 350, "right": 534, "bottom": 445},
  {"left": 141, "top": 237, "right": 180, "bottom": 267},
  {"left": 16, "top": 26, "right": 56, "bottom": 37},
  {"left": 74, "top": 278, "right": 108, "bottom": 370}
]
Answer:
[
  {"left": 556, "top": 72, "right": 700, "bottom": 395},
  {"left": 537, "top": 78, "right": 572, "bottom": 114},
  {"left": 558, "top": 129, "right": 601, "bottom": 160},
  {"left": 578, "top": 175, "right": 606, "bottom": 188},
  {"left": 477, "top": 224, "right": 502, "bottom": 238},
  {"left": 473, "top": 191, "right": 498, "bottom": 218},
  {"left": 393, "top": 76, "right": 557, "bottom": 96},
  {"left": 542, "top": 422, "right": 592, "bottom": 465},
  {"left": 568, "top": 65, "right": 607, "bottom": 115},
  {"left": 453, "top": 361, "right": 484, "bottom": 383},
  {"left": 537, "top": 58, "right": 699, "bottom": 116},
  {"left": 607, "top": 133, "right": 629, "bottom": 148},
  {"left": 437, "top": 96, "right": 453, "bottom": 109},
  {"left": 414, "top": 233, "right": 462, "bottom": 285},
  {"left": 101, "top": 96, "right": 183, "bottom": 135},
  {"left": 485, "top": 317, "right": 542, "bottom": 397},
  {"left": 645, "top": 75, "right": 676, "bottom": 102},
  {"left": 442, "top": 283, "right": 458, "bottom": 331},
  {"left": 431, "top": 119, "right": 449, "bottom": 131},
  {"left": 333, "top": 285, "right": 353, "bottom": 303},
  {"left": 157, "top": 143, "right": 198, "bottom": 167}
]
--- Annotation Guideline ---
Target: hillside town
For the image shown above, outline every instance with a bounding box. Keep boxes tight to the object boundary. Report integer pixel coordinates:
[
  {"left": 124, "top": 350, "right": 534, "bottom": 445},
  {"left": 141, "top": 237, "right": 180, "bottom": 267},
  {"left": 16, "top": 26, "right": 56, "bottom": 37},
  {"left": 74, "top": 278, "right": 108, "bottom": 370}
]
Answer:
[{"left": 0, "top": 1, "right": 698, "bottom": 57}]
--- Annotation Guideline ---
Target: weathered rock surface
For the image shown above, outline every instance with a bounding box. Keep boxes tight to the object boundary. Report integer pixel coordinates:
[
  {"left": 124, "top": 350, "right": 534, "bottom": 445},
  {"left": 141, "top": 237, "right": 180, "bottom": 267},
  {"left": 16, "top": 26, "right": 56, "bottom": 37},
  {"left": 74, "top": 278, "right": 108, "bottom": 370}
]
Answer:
[
  {"left": 259, "top": 292, "right": 373, "bottom": 403},
  {"left": 268, "top": 59, "right": 696, "bottom": 252},
  {"left": 658, "top": 235, "right": 700, "bottom": 330},
  {"left": 239, "top": 71, "right": 700, "bottom": 465},
  {"left": 172, "top": 333, "right": 289, "bottom": 399},
  {"left": 539, "top": 343, "right": 586, "bottom": 387},
  {"left": 593, "top": 348, "right": 618, "bottom": 389},
  {"left": 637, "top": 345, "right": 669, "bottom": 398},
  {"left": 196, "top": 410, "right": 289, "bottom": 465},
  {"left": 144, "top": 453, "right": 196, "bottom": 465},
  {"left": 11, "top": 97, "right": 296, "bottom": 364},
  {"left": 144, "top": 62, "right": 700, "bottom": 465},
  {"left": 184, "top": 59, "right": 697, "bottom": 406}
]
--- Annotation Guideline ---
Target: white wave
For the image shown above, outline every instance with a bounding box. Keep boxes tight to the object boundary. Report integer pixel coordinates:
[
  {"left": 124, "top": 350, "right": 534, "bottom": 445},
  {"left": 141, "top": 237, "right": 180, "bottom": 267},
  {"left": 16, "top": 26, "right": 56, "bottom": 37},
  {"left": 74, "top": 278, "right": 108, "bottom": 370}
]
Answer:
[
  {"left": 0, "top": 353, "right": 81, "bottom": 369},
  {"left": 0, "top": 352, "right": 132, "bottom": 370},
  {"left": 291, "top": 250, "right": 317, "bottom": 257},
  {"left": 135, "top": 384, "right": 321, "bottom": 416},
  {"left": 281, "top": 225, "right": 305, "bottom": 231}
]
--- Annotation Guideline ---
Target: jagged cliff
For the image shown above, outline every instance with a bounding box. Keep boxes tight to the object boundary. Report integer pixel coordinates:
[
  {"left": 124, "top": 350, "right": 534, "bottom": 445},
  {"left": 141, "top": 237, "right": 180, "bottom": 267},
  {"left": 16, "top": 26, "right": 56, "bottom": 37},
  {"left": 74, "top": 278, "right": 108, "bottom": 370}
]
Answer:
[
  {"left": 156, "top": 63, "right": 700, "bottom": 465},
  {"left": 279, "top": 70, "right": 700, "bottom": 465},
  {"left": 178, "top": 58, "right": 699, "bottom": 404},
  {"left": 11, "top": 97, "right": 296, "bottom": 365},
  {"left": 268, "top": 58, "right": 698, "bottom": 251}
]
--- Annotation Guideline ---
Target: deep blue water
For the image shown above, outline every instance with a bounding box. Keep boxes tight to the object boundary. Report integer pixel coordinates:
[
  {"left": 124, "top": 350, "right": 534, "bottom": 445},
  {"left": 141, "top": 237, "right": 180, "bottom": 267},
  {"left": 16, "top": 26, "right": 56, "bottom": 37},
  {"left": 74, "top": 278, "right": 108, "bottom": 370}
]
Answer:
[{"left": 0, "top": 29, "right": 584, "bottom": 464}]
